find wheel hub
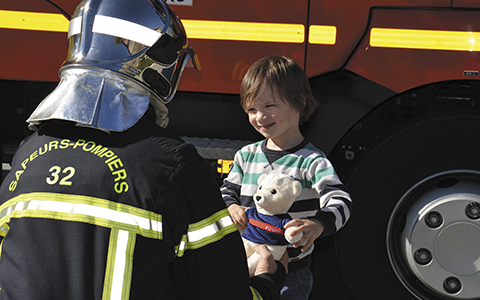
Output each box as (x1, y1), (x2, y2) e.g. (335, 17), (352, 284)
(389, 171), (480, 299)
(436, 221), (480, 276)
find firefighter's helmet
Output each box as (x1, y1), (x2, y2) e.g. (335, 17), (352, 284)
(28, 0), (201, 131)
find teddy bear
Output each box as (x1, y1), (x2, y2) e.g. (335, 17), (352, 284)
(242, 173), (303, 276)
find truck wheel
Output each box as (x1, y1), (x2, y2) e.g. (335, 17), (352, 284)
(336, 112), (480, 300)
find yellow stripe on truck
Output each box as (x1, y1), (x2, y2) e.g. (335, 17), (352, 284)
(0, 10), (69, 32)
(5, 10), (480, 52)
(309, 25), (336, 45)
(181, 19), (305, 43)
(370, 27), (480, 52)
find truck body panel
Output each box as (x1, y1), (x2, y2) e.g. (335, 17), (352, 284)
(0, 3), (68, 82)
(305, 0), (450, 77)
(347, 8), (480, 93)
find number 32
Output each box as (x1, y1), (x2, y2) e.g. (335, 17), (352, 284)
(46, 166), (75, 186)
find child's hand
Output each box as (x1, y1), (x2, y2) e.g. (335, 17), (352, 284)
(228, 204), (249, 231)
(284, 218), (324, 252)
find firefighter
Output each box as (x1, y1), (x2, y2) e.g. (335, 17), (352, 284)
(0, 0), (286, 299)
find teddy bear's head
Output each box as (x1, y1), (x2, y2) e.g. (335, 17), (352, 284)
(253, 173), (302, 215)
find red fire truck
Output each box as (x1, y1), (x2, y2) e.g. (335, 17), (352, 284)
(2, 1), (480, 299)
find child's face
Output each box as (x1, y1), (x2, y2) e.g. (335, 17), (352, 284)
(245, 83), (302, 149)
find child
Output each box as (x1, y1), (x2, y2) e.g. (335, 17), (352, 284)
(221, 56), (352, 300)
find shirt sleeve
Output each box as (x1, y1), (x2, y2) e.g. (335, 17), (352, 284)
(309, 157), (352, 237)
(220, 150), (244, 207)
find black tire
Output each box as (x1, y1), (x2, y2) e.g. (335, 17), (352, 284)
(336, 112), (480, 300)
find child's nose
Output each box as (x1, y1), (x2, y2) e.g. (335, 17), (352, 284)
(256, 111), (267, 121)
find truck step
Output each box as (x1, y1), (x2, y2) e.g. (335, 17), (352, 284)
(182, 137), (252, 160)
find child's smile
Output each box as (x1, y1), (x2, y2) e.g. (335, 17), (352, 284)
(259, 122), (275, 131)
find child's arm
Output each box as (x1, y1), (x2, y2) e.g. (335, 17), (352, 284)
(284, 218), (324, 252)
(307, 156), (352, 238)
(282, 153), (351, 252)
(221, 149), (251, 230)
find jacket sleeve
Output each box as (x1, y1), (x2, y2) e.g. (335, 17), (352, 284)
(249, 263), (286, 300)
(164, 144), (282, 300)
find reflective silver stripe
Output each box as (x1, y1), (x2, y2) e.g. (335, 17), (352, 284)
(176, 209), (237, 257)
(176, 235), (187, 254)
(187, 215), (234, 242)
(68, 16), (81, 38)
(2, 199), (161, 233)
(68, 15), (162, 46)
(0, 224), (9, 236)
(1, 194), (147, 300)
(0, 193), (162, 239)
(93, 15), (161, 46)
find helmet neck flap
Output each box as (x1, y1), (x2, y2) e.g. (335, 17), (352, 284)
(28, 66), (168, 132)
(27, 0), (200, 132)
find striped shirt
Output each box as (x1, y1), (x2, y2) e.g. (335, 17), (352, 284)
(221, 139), (352, 263)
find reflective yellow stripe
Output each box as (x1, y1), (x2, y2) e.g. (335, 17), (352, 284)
(182, 19), (305, 43)
(0, 192), (162, 239)
(103, 229), (117, 300)
(0, 10), (69, 32)
(370, 27), (480, 51)
(250, 286), (264, 300)
(0, 223), (9, 237)
(308, 25), (336, 45)
(175, 233), (188, 256)
(1, 194), (147, 300)
(175, 208), (237, 257)
(102, 229), (135, 300)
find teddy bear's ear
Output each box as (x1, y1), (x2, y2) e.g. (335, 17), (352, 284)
(257, 173), (267, 185)
(291, 180), (302, 198)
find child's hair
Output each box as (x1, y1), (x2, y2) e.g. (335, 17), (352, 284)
(240, 56), (318, 123)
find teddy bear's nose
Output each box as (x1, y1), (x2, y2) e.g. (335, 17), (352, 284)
(255, 195), (262, 201)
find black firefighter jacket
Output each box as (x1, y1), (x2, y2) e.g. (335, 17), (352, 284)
(0, 112), (281, 300)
